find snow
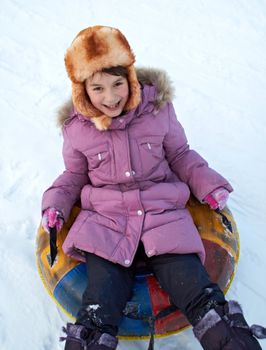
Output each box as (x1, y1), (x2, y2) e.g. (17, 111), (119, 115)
(1, 0), (266, 349)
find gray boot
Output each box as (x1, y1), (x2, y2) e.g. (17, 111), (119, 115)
(60, 323), (118, 350)
(193, 301), (265, 350)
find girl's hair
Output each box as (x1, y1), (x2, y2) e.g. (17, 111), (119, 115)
(101, 66), (128, 78)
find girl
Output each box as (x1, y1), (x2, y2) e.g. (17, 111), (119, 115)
(41, 26), (264, 350)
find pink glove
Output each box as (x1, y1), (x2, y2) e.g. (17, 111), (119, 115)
(42, 207), (64, 234)
(204, 188), (229, 210)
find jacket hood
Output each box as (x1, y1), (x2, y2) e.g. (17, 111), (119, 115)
(57, 67), (175, 128)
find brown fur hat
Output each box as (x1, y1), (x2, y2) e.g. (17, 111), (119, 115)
(65, 25), (141, 130)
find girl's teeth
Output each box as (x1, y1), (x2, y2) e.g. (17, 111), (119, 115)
(106, 102), (119, 109)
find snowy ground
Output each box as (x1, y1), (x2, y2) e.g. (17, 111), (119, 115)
(1, 1), (266, 349)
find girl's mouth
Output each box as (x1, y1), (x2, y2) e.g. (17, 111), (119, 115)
(103, 101), (120, 110)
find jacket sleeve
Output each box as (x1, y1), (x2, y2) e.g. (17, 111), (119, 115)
(163, 102), (233, 201)
(41, 127), (89, 221)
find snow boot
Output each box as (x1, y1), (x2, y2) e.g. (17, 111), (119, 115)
(193, 300), (265, 349)
(60, 323), (118, 350)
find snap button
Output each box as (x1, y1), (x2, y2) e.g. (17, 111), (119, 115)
(125, 171), (131, 177)
(124, 259), (131, 265)
(131, 170), (136, 175)
(137, 210), (143, 216)
(147, 250), (155, 256)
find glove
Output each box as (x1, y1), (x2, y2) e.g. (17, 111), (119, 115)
(204, 187), (229, 210)
(42, 207), (64, 234)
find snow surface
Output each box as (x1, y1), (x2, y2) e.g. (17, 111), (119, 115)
(1, 0), (266, 349)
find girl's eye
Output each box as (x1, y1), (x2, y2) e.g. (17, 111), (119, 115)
(92, 86), (103, 92)
(114, 81), (123, 87)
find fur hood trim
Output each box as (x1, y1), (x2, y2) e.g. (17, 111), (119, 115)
(57, 67), (175, 128)
(136, 67), (174, 110)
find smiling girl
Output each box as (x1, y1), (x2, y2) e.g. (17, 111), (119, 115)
(41, 26), (264, 350)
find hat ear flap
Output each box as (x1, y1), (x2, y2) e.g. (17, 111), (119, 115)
(124, 65), (141, 111)
(71, 82), (101, 117)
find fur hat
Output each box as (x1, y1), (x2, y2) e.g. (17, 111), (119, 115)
(65, 25), (141, 130)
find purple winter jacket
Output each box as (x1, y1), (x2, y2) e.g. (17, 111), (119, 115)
(42, 68), (233, 267)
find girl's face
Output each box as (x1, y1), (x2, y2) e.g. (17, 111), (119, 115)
(85, 72), (129, 118)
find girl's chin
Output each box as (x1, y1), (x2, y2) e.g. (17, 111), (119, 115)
(101, 105), (124, 118)
(103, 110), (122, 118)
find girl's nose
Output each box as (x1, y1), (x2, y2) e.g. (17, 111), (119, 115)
(104, 89), (116, 103)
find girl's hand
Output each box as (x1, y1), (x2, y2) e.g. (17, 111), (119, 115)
(204, 188), (229, 210)
(42, 207), (64, 233)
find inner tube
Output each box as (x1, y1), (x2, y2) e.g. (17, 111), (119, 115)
(36, 196), (239, 339)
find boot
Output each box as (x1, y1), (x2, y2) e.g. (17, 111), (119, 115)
(193, 300), (265, 350)
(60, 323), (118, 350)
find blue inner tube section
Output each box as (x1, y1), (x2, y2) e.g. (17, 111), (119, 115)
(119, 275), (152, 336)
(54, 264), (153, 336)
(54, 263), (87, 317)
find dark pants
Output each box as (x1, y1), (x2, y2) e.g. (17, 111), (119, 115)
(76, 243), (225, 336)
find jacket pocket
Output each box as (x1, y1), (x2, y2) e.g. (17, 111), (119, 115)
(137, 136), (164, 175)
(83, 142), (111, 173)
